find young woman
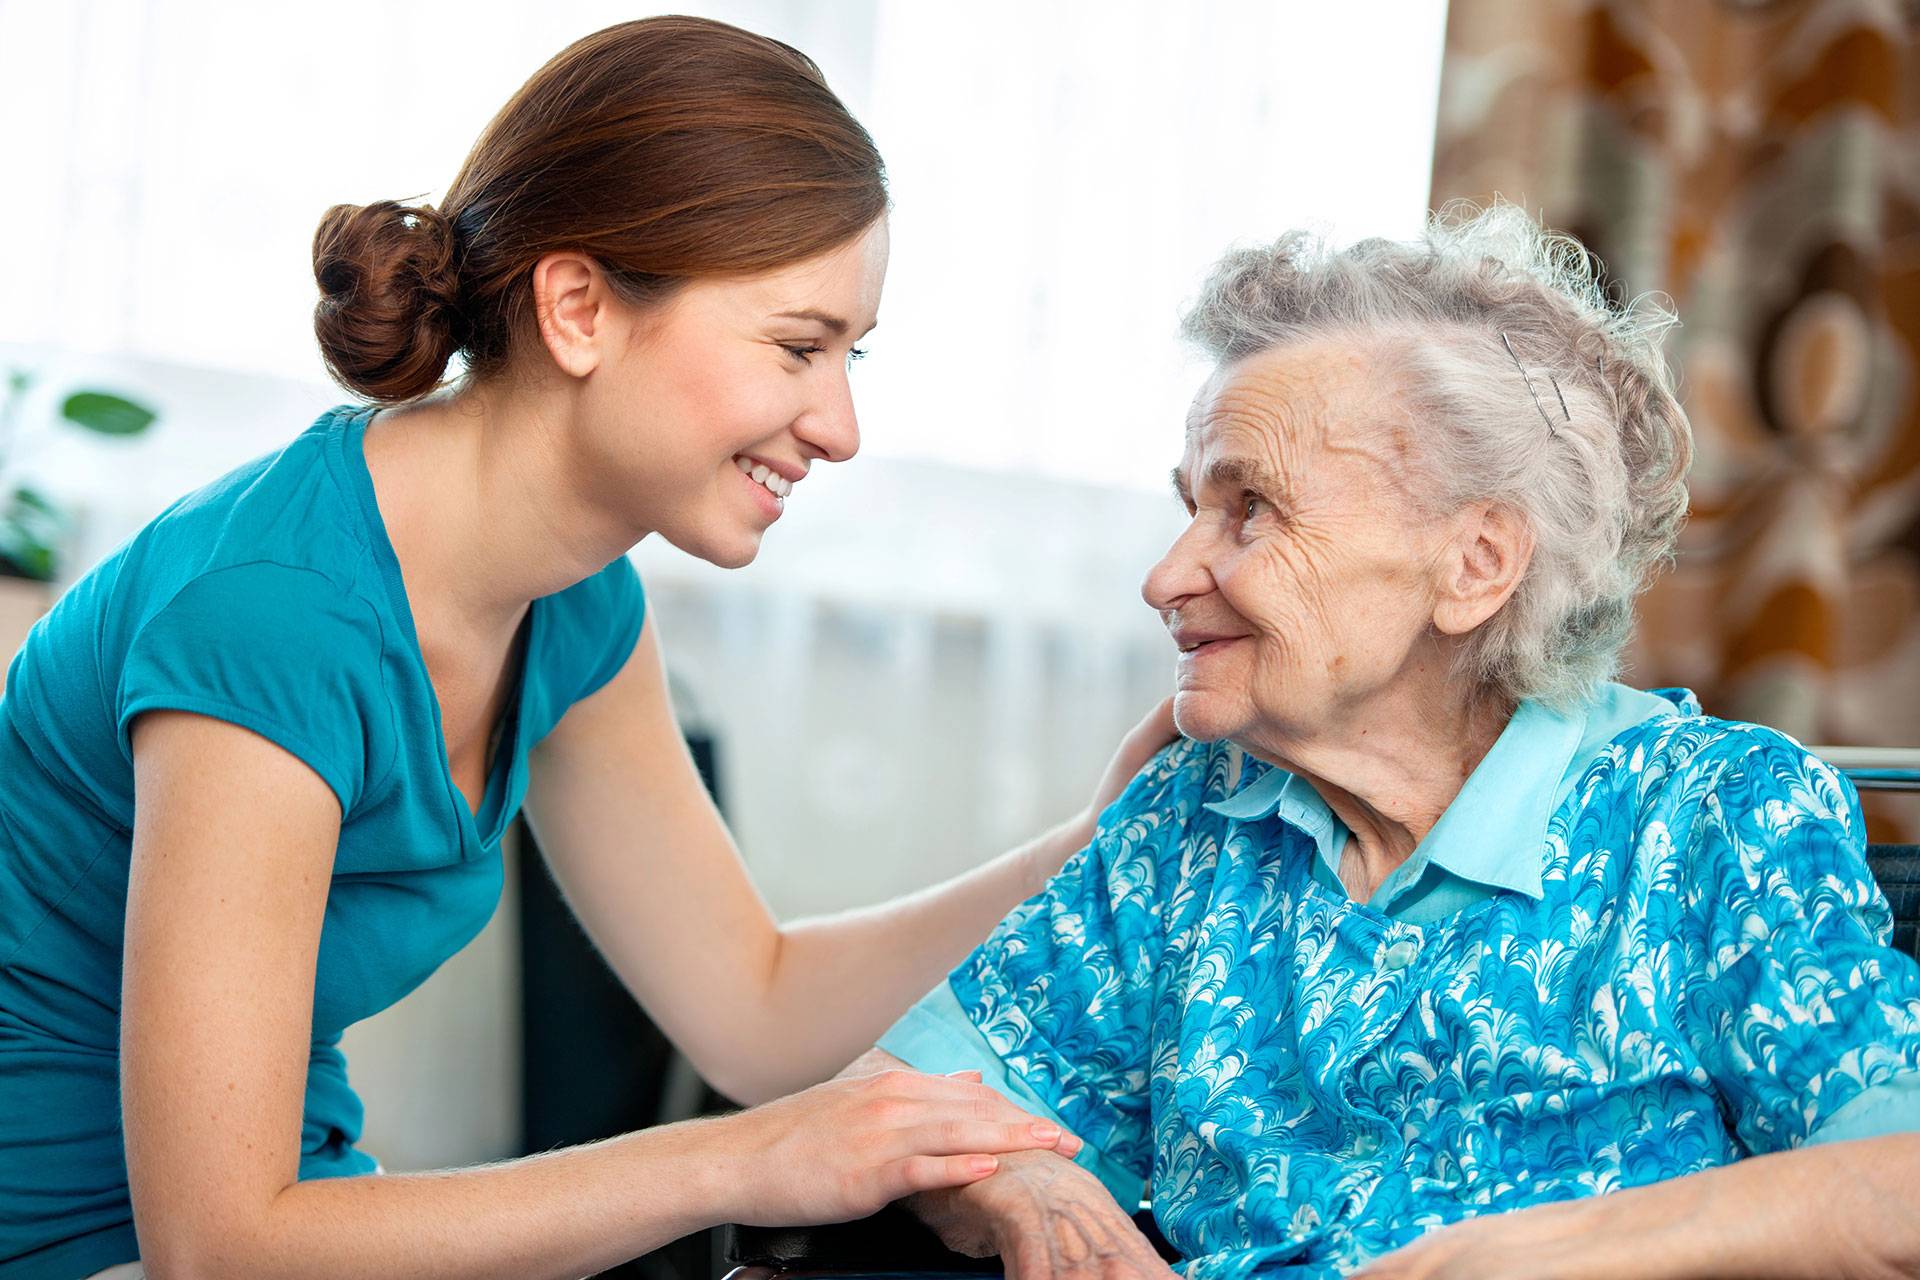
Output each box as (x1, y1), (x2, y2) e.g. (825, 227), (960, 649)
(0, 18), (1173, 1279)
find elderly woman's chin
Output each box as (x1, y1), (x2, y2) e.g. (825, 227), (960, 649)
(1169, 680), (1254, 745)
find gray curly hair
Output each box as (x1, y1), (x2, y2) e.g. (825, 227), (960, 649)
(1179, 201), (1693, 711)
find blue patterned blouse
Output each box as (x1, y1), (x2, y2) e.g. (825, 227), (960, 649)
(880, 687), (1920, 1279)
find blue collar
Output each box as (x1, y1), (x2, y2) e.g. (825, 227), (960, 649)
(1202, 684), (1682, 902)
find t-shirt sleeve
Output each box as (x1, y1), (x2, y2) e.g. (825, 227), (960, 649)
(116, 561), (390, 814)
(880, 739), (1208, 1204)
(879, 981), (1147, 1205)
(1677, 733), (1920, 1154)
(553, 554), (648, 707)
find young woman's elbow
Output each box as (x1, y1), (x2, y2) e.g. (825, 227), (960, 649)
(697, 1056), (781, 1108)
(139, 1245), (243, 1280)
(134, 1207), (271, 1280)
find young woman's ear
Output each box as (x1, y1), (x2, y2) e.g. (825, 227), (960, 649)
(530, 252), (610, 379)
(1431, 501), (1535, 636)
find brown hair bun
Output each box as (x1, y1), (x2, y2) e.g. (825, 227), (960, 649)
(312, 200), (463, 403)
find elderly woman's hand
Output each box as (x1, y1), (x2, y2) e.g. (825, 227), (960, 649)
(1350, 1135), (1920, 1280)
(910, 1149), (1176, 1280)
(1348, 1199), (1619, 1280)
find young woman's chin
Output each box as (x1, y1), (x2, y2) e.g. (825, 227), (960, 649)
(662, 524), (765, 570)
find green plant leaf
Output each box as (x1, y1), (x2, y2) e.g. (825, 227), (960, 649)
(9, 486), (58, 516)
(0, 486), (68, 582)
(0, 518), (55, 581)
(61, 391), (156, 437)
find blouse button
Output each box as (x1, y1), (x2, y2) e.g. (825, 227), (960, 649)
(1382, 938), (1421, 971)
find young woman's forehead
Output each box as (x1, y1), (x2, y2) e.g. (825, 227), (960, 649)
(751, 223), (888, 326)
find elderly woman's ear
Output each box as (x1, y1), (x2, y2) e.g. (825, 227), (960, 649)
(1430, 501), (1534, 637)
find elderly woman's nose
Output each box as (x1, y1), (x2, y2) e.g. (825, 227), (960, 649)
(1142, 533), (1214, 611)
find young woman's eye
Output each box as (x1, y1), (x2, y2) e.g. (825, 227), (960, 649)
(847, 346), (868, 363)
(782, 344), (827, 364)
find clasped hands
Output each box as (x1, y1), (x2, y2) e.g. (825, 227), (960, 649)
(909, 1149), (1177, 1280)
(907, 1149), (1637, 1280)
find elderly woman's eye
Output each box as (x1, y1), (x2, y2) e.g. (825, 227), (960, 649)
(1243, 494), (1272, 521)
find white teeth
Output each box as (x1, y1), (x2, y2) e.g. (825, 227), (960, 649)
(734, 456), (794, 500)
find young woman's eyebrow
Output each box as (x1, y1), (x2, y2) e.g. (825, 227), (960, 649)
(771, 308), (879, 339)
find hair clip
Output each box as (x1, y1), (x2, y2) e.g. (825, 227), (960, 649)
(1500, 331), (1569, 437)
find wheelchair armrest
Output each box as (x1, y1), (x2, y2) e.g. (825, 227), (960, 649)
(721, 1201), (1175, 1279)
(721, 1203), (994, 1278)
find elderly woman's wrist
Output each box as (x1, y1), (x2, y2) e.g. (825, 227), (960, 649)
(1566, 1176), (1748, 1280)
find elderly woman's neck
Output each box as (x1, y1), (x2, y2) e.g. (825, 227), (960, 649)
(1255, 683), (1514, 902)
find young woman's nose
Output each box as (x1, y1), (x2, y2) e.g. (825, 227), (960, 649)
(794, 368), (861, 463)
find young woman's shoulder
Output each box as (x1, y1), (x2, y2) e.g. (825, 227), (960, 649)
(521, 554), (647, 746)
(15, 408), (397, 815)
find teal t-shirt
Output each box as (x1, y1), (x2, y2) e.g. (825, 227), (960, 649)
(0, 404), (646, 1278)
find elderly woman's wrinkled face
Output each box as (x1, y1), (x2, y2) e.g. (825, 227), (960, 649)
(1143, 341), (1446, 750)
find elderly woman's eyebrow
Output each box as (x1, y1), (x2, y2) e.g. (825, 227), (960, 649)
(1170, 458), (1292, 508)
(1207, 457), (1284, 491)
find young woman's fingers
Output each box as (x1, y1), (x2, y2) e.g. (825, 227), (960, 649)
(884, 1152), (1000, 1198)
(927, 1094), (1086, 1156)
(889, 1071), (1086, 1154)
(896, 1118), (1079, 1159)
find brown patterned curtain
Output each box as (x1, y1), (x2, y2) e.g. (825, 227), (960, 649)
(1431, 0), (1920, 836)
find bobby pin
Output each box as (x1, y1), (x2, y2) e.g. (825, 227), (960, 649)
(1500, 331), (1570, 437)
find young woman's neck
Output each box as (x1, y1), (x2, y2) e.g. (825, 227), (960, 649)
(363, 381), (647, 639)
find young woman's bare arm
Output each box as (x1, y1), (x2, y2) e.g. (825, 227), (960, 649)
(524, 614), (1175, 1103)
(122, 710), (1071, 1279)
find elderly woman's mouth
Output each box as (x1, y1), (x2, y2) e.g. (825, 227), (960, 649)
(1174, 632), (1250, 657)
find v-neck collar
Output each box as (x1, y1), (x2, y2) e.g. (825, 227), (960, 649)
(323, 404), (537, 850)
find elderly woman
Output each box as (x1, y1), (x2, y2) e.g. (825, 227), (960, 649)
(843, 206), (1920, 1279)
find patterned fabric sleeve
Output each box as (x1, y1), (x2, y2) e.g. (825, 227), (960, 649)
(1677, 731), (1920, 1155)
(941, 738), (1211, 1195)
